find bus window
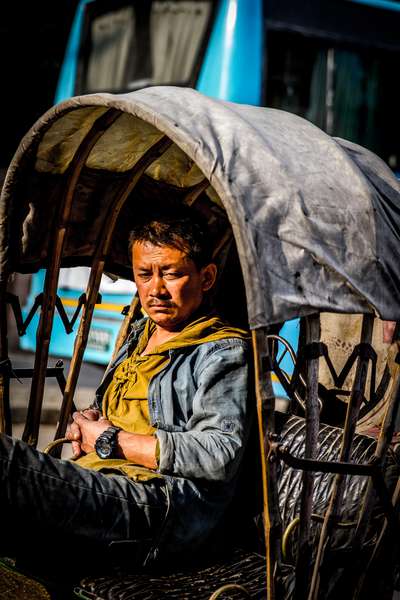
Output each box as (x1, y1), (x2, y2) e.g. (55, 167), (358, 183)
(77, 0), (214, 94)
(264, 31), (400, 171)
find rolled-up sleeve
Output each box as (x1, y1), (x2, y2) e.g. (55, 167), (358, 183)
(156, 341), (250, 482)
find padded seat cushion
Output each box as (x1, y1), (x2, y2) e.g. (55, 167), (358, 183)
(278, 416), (377, 529)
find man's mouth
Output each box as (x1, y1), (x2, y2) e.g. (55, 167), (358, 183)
(148, 302), (173, 308)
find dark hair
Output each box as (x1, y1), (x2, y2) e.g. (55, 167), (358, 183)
(128, 203), (213, 269)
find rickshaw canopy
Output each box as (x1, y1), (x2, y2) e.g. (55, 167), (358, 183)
(1, 86), (400, 328)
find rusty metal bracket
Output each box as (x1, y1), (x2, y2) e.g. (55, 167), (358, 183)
(6, 291), (102, 337)
(289, 339), (378, 408)
(0, 357), (67, 396)
(6, 292), (43, 336)
(55, 292), (102, 334)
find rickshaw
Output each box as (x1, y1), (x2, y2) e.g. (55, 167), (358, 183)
(1, 86), (400, 600)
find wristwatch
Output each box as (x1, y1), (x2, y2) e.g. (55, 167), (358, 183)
(94, 426), (122, 459)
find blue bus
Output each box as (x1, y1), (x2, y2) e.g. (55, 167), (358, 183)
(21, 0), (400, 395)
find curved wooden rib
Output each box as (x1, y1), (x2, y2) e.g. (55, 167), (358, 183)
(184, 178), (209, 206)
(208, 583), (251, 599)
(252, 328), (280, 600)
(22, 108), (121, 447)
(54, 135), (173, 443)
(42, 437), (70, 455)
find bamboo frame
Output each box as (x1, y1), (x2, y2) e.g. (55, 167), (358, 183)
(0, 279), (11, 434)
(184, 178), (209, 206)
(54, 135), (173, 442)
(294, 314), (321, 599)
(252, 328), (280, 600)
(22, 108), (121, 447)
(308, 313), (374, 600)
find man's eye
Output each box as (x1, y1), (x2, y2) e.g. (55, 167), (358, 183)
(138, 272), (152, 280)
(164, 271), (181, 279)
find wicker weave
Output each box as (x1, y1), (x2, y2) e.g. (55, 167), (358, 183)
(0, 560), (50, 600)
(75, 549), (266, 599)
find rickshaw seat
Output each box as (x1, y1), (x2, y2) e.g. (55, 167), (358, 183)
(72, 415), (391, 600)
(75, 548), (266, 599)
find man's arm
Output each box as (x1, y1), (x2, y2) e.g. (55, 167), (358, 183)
(69, 340), (249, 475)
(156, 340), (250, 482)
(70, 412), (158, 469)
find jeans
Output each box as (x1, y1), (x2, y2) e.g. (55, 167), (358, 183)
(0, 433), (168, 579)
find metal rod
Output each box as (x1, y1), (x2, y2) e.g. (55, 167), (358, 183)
(277, 446), (376, 477)
(10, 366), (65, 380)
(22, 108), (121, 447)
(5, 292), (24, 335)
(294, 314), (321, 599)
(308, 313), (374, 600)
(18, 293), (43, 335)
(252, 328), (280, 600)
(277, 446), (398, 530)
(55, 136), (173, 441)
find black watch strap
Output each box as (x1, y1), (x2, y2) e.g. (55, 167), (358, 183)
(94, 425), (122, 459)
(102, 426), (121, 441)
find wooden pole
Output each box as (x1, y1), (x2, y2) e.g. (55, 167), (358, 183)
(252, 328), (281, 600)
(22, 109), (121, 447)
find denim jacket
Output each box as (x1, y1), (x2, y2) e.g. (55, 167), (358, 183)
(94, 318), (251, 561)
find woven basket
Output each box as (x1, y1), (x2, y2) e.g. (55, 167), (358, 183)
(0, 560), (50, 600)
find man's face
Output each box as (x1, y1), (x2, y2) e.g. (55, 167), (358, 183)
(132, 241), (217, 331)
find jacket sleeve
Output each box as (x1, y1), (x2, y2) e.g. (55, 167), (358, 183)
(156, 341), (251, 482)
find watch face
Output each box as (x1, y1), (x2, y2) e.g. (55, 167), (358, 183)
(95, 427), (120, 459)
(95, 437), (113, 459)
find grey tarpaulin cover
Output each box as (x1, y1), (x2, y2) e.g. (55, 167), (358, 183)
(1, 86), (400, 328)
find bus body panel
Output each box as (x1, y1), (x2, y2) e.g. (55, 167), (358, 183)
(22, 0), (399, 382)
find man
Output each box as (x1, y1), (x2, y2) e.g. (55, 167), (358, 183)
(0, 204), (250, 576)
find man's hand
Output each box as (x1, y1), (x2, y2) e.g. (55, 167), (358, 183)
(68, 411), (158, 467)
(66, 408), (101, 458)
(70, 412), (113, 456)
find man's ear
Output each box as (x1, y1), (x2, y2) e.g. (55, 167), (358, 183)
(201, 263), (217, 292)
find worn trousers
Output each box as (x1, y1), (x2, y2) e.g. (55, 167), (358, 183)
(0, 433), (168, 577)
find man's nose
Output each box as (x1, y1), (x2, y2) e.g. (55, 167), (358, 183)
(149, 275), (168, 297)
